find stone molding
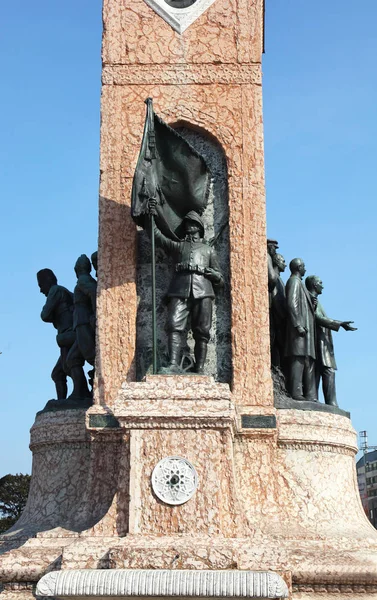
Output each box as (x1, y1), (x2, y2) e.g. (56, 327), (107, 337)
(118, 417), (234, 430)
(2, 582), (35, 590)
(36, 569), (288, 599)
(102, 64), (261, 86)
(32, 441), (92, 454)
(277, 440), (356, 457)
(277, 409), (358, 453)
(292, 583), (377, 594)
(30, 409), (89, 448)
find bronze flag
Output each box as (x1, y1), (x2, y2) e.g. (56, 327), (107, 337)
(131, 98), (211, 240)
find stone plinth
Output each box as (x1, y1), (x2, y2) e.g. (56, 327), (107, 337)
(112, 375), (233, 421)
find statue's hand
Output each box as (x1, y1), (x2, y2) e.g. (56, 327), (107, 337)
(148, 198), (158, 216)
(341, 321), (357, 331)
(204, 268), (221, 283)
(296, 326), (307, 337)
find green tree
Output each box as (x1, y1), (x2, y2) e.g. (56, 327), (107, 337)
(0, 474), (31, 534)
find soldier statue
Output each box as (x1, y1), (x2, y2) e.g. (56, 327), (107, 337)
(148, 199), (224, 374)
(305, 275), (357, 406)
(66, 254), (97, 397)
(270, 252), (287, 368)
(37, 269), (87, 400)
(285, 258), (317, 401)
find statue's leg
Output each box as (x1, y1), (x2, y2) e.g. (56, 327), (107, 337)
(322, 367), (338, 406)
(66, 340), (91, 399)
(167, 298), (189, 370)
(76, 324), (95, 366)
(192, 298), (212, 374)
(51, 357), (68, 400)
(315, 363), (321, 399)
(270, 311), (279, 367)
(303, 356), (318, 402)
(289, 356), (305, 400)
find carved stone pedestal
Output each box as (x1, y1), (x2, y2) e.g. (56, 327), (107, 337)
(2, 391), (377, 599)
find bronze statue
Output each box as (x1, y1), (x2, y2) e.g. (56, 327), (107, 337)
(149, 199), (223, 374)
(284, 258), (317, 401)
(305, 275), (357, 406)
(270, 252), (287, 368)
(66, 255), (97, 397)
(91, 251), (98, 279)
(267, 239), (279, 306)
(37, 269), (87, 401)
(131, 99), (213, 374)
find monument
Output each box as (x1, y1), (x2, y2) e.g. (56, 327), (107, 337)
(1, 1), (377, 600)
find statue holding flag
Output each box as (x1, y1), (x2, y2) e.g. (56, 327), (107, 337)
(148, 201), (223, 373)
(131, 99), (224, 375)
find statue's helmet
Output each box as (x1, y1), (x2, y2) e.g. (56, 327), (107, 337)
(183, 211), (205, 237)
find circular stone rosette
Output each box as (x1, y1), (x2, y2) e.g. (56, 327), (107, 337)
(151, 456), (198, 505)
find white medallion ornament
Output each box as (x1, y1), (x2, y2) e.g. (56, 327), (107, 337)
(151, 456), (198, 505)
(142, 0), (218, 34)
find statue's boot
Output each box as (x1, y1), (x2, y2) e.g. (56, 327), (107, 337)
(55, 380), (68, 400)
(194, 340), (208, 375)
(166, 332), (182, 374)
(326, 399), (339, 407)
(68, 366), (91, 400)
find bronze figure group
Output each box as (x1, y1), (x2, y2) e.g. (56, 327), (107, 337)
(37, 252), (97, 404)
(268, 240), (356, 406)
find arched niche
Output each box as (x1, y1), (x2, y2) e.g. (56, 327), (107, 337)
(135, 124), (232, 383)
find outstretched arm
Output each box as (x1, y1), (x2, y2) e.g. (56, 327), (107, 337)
(315, 303), (357, 332)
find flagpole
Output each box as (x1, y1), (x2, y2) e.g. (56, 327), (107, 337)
(151, 213), (158, 374)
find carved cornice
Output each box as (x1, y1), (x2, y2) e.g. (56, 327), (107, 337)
(102, 64), (261, 86)
(1, 582), (35, 591)
(278, 440), (356, 457)
(31, 441), (92, 453)
(293, 583), (377, 594)
(119, 416), (235, 430)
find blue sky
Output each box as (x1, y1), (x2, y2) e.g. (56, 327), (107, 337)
(0, 0), (376, 474)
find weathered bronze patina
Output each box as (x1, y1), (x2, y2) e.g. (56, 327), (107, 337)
(284, 258), (317, 401)
(270, 252), (287, 368)
(305, 275), (357, 407)
(131, 99), (222, 375)
(148, 199), (223, 374)
(66, 254), (96, 398)
(37, 269), (90, 400)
